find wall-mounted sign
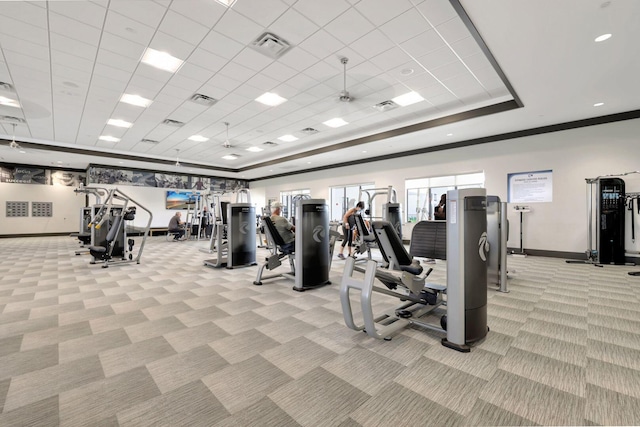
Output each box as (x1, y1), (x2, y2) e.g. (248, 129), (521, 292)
(508, 170), (553, 203)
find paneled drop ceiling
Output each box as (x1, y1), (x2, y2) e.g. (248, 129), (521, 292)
(0, 0), (638, 180)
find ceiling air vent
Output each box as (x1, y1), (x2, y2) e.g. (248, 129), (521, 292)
(250, 32), (291, 59)
(0, 82), (14, 91)
(190, 93), (218, 107)
(161, 119), (184, 127)
(300, 127), (319, 135)
(373, 100), (399, 112)
(262, 141), (278, 146)
(0, 115), (26, 124)
(140, 138), (159, 144)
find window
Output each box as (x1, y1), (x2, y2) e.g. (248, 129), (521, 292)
(330, 183), (374, 222)
(405, 172), (484, 222)
(279, 189), (310, 219)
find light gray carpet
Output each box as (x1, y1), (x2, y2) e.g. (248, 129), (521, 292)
(1, 235), (640, 426)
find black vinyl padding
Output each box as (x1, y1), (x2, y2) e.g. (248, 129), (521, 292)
(371, 221), (422, 275)
(263, 216), (294, 255)
(409, 221), (447, 260)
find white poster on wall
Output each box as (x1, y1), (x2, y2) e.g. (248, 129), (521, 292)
(508, 170), (553, 203)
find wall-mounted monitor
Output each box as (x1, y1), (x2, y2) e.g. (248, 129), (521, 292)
(166, 191), (197, 210)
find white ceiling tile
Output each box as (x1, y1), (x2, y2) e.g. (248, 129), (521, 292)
(402, 71), (439, 91)
(90, 75), (127, 93)
(108, 0), (167, 29)
(96, 49), (139, 74)
(233, 48), (275, 72)
(324, 8), (376, 45)
(149, 32), (195, 62)
(93, 63), (131, 83)
(176, 63), (216, 84)
(169, 0), (226, 28)
(0, 33), (50, 61)
(186, 48), (227, 74)
(430, 60), (468, 81)
(49, 12), (102, 47)
(134, 65), (175, 85)
(244, 74), (280, 92)
(269, 8), (320, 45)
(349, 29), (395, 59)
(158, 10), (210, 46)
(4, 50), (50, 75)
(51, 64), (92, 86)
(214, 9), (265, 45)
(99, 32), (146, 61)
(435, 17), (470, 44)
(292, 0), (351, 27)
(278, 47), (318, 72)
(198, 31), (244, 60)
(369, 47), (413, 72)
(51, 51), (94, 75)
(379, 9), (431, 45)
(260, 62), (298, 83)
(354, 0), (414, 26)
(206, 73), (243, 93)
(284, 73), (319, 91)
(349, 61), (384, 82)
(159, 84), (193, 100)
(125, 79), (164, 99)
(104, 10), (156, 46)
(298, 30), (345, 61)
(0, 15), (49, 47)
(450, 36), (482, 59)
(217, 62), (257, 83)
(0, 1), (47, 28)
(49, 1), (107, 29)
(50, 33), (99, 62)
(471, 66), (500, 85)
(234, 0), (290, 27)
(461, 52), (493, 73)
(303, 61), (341, 83)
(400, 28), (445, 58)
(168, 74), (203, 92)
(416, 46), (458, 71)
(417, 0), (459, 27)
(430, 92), (463, 110)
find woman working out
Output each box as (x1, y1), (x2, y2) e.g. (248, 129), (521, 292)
(338, 201), (364, 259)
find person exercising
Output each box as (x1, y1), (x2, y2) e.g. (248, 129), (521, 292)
(270, 202), (295, 253)
(338, 201), (364, 259)
(168, 211), (186, 240)
(434, 194), (446, 220)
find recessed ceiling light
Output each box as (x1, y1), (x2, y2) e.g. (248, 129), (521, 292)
(278, 134), (298, 142)
(323, 118), (348, 128)
(107, 119), (132, 128)
(392, 91), (425, 106)
(593, 102), (604, 107)
(246, 146), (264, 152)
(255, 92), (287, 106)
(99, 135), (120, 142)
(119, 162), (124, 164)
(307, 162), (311, 164)
(56, 160), (63, 164)
(120, 94), (152, 108)
(447, 133), (453, 136)
(188, 135), (209, 142)
(222, 154), (239, 160)
(214, 0), (237, 7)
(594, 33), (612, 42)
(400, 68), (414, 76)
(141, 48), (184, 73)
(362, 150), (367, 153)
(0, 96), (20, 108)
(19, 150), (26, 154)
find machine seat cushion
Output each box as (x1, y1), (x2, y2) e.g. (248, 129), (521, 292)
(88, 246), (107, 254)
(399, 259), (423, 276)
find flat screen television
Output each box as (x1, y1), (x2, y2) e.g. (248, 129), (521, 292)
(166, 191), (197, 210)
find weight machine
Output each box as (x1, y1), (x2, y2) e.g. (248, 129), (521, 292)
(86, 187), (152, 267)
(567, 171), (639, 266)
(358, 185), (402, 239)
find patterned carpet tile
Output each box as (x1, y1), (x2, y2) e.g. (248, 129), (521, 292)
(0, 237), (639, 426)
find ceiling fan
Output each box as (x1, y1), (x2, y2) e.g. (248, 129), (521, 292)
(175, 148), (181, 167)
(222, 122), (232, 148)
(8, 123), (24, 152)
(339, 57), (354, 103)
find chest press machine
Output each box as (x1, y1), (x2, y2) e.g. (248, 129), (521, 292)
(340, 188), (489, 352)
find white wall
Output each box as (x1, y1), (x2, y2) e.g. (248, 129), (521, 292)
(0, 183), (84, 235)
(250, 118), (640, 254)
